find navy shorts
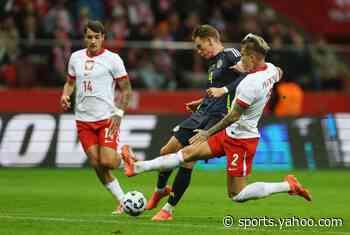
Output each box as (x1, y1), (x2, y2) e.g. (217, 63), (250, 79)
(173, 111), (224, 146)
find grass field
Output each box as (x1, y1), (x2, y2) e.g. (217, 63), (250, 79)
(0, 168), (349, 235)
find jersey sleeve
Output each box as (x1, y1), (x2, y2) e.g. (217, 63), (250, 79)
(276, 66), (283, 81)
(235, 79), (256, 108)
(225, 48), (241, 65)
(67, 54), (76, 80)
(112, 54), (128, 79)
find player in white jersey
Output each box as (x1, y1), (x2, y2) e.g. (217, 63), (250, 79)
(60, 21), (132, 214)
(121, 33), (311, 205)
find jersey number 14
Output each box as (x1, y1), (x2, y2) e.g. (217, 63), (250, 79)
(83, 80), (93, 93)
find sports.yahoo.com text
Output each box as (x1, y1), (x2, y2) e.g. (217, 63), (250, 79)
(223, 215), (343, 229)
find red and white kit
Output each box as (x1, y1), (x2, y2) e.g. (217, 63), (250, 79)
(208, 63), (282, 176)
(67, 49), (128, 150)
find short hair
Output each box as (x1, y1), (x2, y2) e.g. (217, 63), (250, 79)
(241, 33), (270, 56)
(192, 24), (220, 41)
(84, 20), (105, 35)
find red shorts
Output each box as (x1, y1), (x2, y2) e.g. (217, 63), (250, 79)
(208, 130), (259, 177)
(76, 119), (119, 151)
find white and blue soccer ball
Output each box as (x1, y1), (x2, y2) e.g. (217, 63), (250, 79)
(122, 191), (147, 216)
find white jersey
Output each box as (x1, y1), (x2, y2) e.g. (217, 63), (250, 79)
(67, 49), (128, 121)
(226, 63), (281, 139)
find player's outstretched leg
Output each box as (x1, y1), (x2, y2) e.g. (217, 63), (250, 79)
(232, 175), (311, 202)
(121, 145), (183, 177)
(151, 166), (193, 221)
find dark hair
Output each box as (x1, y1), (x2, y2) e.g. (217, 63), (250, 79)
(192, 24), (220, 41)
(241, 33), (270, 56)
(84, 20), (105, 35)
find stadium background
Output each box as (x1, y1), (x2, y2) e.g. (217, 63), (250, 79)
(1, 0), (349, 169)
(1, 1), (350, 235)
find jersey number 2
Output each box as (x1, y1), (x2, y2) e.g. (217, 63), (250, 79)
(231, 153), (239, 167)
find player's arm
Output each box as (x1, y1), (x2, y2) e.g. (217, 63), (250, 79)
(185, 98), (203, 112)
(207, 101), (245, 135)
(61, 54), (76, 111)
(116, 77), (132, 111)
(206, 76), (243, 98)
(207, 61), (245, 98)
(206, 87), (227, 98)
(108, 77), (132, 136)
(60, 77), (75, 111)
(189, 101), (246, 144)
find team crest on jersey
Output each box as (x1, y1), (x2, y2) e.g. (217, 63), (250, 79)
(84, 60), (95, 71)
(216, 59), (223, 69)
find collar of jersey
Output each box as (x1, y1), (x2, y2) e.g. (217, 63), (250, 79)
(248, 63), (267, 74)
(86, 48), (105, 58)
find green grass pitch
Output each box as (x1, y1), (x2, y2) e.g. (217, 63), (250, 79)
(0, 168), (349, 235)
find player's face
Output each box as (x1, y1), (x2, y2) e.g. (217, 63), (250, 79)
(194, 37), (215, 59)
(84, 28), (104, 54)
(240, 46), (257, 72)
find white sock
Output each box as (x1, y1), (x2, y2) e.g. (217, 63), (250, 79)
(162, 203), (174, 213)
(233, 182), (290, 202)
(106, 179), (125, 202)
(135, 151), (184, 174)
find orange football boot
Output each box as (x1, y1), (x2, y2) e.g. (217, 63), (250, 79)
(151, 209), (173, 221)
(146, 186), (172, 210)
(121, 145), (136, 177)
(285, 175), (312, 201)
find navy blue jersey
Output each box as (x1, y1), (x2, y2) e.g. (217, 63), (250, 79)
(198, 48), (244, 115)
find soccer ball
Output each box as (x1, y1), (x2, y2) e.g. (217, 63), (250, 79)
(122, 191), (147, 216)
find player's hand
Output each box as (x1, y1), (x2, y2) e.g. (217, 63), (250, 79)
(230, 62), (245, 73)
(185, 100), (201, 113)
(189, 129), (209, 145)
(60, 95), (71, 111)
(107, 115), (122, 137)
(207, 87), (226, 98)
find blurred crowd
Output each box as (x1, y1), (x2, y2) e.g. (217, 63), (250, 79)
(0, 0), (349, 91)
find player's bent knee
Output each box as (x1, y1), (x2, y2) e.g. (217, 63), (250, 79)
(180, 160), (196, 169)
(99, 157), (113, 169)
(89, 157), (99, 168)
(181, 145), (196, 162)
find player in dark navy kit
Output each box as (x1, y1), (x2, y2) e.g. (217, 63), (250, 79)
(144, 25), (245, 221)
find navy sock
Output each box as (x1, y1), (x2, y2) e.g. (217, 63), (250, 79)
(168, 167), (192, 206)
(156, 170), (173, 189)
